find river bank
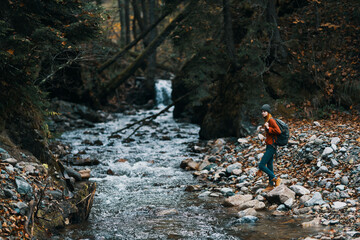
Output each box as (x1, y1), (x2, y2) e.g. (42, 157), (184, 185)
(181, 114), (360, 239)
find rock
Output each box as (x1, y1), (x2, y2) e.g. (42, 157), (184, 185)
(346, 231), (360, 238)
(238, 208), (257, 217)
(336, 185), (345, 191)
(220, 188), (234, 195)
(331, 144), (337, 151)
(332, 201), (347, 210)
(16, 201), (29, 215)
(180, 158), (198, 170)
(322, 147), (333, 156)
(64, 166), (82, 181)
(198, 191), (211, 198)
(315, 166), (329, 175)
(237, 138), (249, 144)
(4, 188), (15, 198)
(0, 148), (11, 160)
(302, 217), (321, 227)
(15, 177), (33, 195)
(198, 159), (211, 171)
(72, 158), (100, 166)
(156, 209), (178, 216)
(266, 185), (296, 204)
(254, 201), (266, 210)
(330, 159), (339, 167)
(185, 185), (201, 192)
(305, 192), (325, 207)
(341, 176), (349, 185)
(237, 215), (258, 224)
(209, 192), (221, 197)
(238, 200), (262, 210)
(226, 163), (242, 175)
(232, 169), (242, 175)
(288, 140), (299, 145)
(284, 198), (294, 208)
(223, 194), (253, 207)
(339, 147), (347, 153)
(3, 158), (17, 166)
(313, 121), (321, 127)
(277, 204), (287, 211)
(290, 185), (310, 196)
(5, 165), (15, 173)
(78, 169), (91, 180)
(331, 137), (341, 145)
(315, 138), (324, 145)
(46, 190), (63, 200)
(214, 138), (226, 147)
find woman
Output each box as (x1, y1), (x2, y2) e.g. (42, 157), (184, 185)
(259, 104), (281, 192)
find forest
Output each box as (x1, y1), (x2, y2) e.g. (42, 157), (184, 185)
(0, 0), (359, 239)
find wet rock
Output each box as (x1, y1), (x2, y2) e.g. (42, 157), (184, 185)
(15, 177), (33, 195)
(237, 138), (249, 144)
(0, 148), (11, 160)
(277, 204), (287, 211)
(185, 185), (201, 192)
(266, 185), (295, 204)
(46, 190), (63, 200)
(198, 191), (211, 198)
(238, 200), (262, 211)
(223, 194), (253, 207)
(332, 201), (347, 210)
(3, 158), (17, 166)
(180, 158), (198, 170)
(290, 185), (310, 196)
(4, 188), (15, 198)
(197, 159), (211, 171)
(330, 159), (339, 167)
(203, 163), (217, 171)
(72, 158), (100, 166)
(313, 121), (321, 127)
(64, 166), (82, 181)
(5, 165), (15, 173)
(237, 215), (258, 224)
(305, 192), (325, 207)
(302, 217), (321, 227)
(220, 188), (234, 195)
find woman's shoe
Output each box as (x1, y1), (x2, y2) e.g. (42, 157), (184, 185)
(274, 177), (282, 187)
(262, 185), (274, 192)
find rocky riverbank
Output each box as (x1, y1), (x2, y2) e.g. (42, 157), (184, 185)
(181, 114), (360, 240)
(0, 100), (114, 239)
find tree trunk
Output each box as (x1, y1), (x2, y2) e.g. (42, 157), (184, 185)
(266, 0), (287, 62)
(125, 0), (131, 44)
(118, 0), (126, 46)
(98, 2), (180, 74)
(223, 0), (237, 68)
(98, 1), (196, 101)
(132, 0), (145, 32)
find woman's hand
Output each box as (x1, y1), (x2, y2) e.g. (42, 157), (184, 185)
(264, 122), (269, 129)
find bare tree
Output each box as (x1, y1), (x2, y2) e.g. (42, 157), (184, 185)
(125, 0), (131, 44)
(223, 0), (237, 68)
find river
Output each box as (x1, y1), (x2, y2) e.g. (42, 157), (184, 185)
(56, 80), (321, 240)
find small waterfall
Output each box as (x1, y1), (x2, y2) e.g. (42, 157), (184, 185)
(155, 79), (172, 107)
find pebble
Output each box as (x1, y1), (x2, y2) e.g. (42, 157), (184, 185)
(332, 202), (347, 210)
(305, 192), (325, 207)
(340, 176), (349, 185)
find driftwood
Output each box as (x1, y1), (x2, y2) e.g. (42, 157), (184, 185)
(110, 92), (190, 139)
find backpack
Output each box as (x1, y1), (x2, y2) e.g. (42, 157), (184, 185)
(272, 118), (289, 146)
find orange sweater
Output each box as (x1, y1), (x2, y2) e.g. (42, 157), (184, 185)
(265, 117), (281, 145)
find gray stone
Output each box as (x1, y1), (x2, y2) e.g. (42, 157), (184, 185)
(64, 166), (82, 181)
(16, 202), (29, 215)
(223, 194), (253, 207)
(203, 163), (217, 171)
(237, 215), (258, 223)
(198, 191), (211, 198)
(332, 201), (347, 210)
(15, 177), (32, 195)
(313, 121), (321, 127)
(315, 166), (328, 175)
(331, 137), (341, 145)
(277, 204), (287, 211)
(340, 176), (349, 185)
(340, 191), (350, 198)
(220, 188), (234, 195)
(238, 208), (257, 217)
(305, 192), (325, 207)
(315, 138), (324, 145)
(226, 163), (242, 175)
(237, 138), (249, 144)
(330, 159), (339, 167)
(339, 147), (347, 153)
(346, 231), (360, 237)
(156, 209), (178, 216)
(0, 148), (11, 160)
(290, 185), (310, 196)
(5, 165), (14, 173)
(238, 200), (261, 210)
(198, 159), (211, 171)
(266, 185), (296, 204)
(336, 185), (345, 191)
(4, 189), (15, 198)
(284, 198), (294, 208)
(232, 169), (242, 176)
(3, 158), (17, 166)
(322, 147), (333, 156)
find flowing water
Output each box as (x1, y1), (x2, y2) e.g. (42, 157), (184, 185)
(56, 80), (322, 240)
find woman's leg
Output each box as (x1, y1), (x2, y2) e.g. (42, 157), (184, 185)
(259, 145), (276, 184)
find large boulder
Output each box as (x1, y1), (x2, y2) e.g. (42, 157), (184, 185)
(266, 185), (296, 204)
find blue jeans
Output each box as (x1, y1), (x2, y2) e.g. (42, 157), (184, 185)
(259, 145), (276, 185)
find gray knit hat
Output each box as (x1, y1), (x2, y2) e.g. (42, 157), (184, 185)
(261, 104), (271, 113)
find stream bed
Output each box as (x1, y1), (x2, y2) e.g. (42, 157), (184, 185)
(55, 80), (322, 240)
